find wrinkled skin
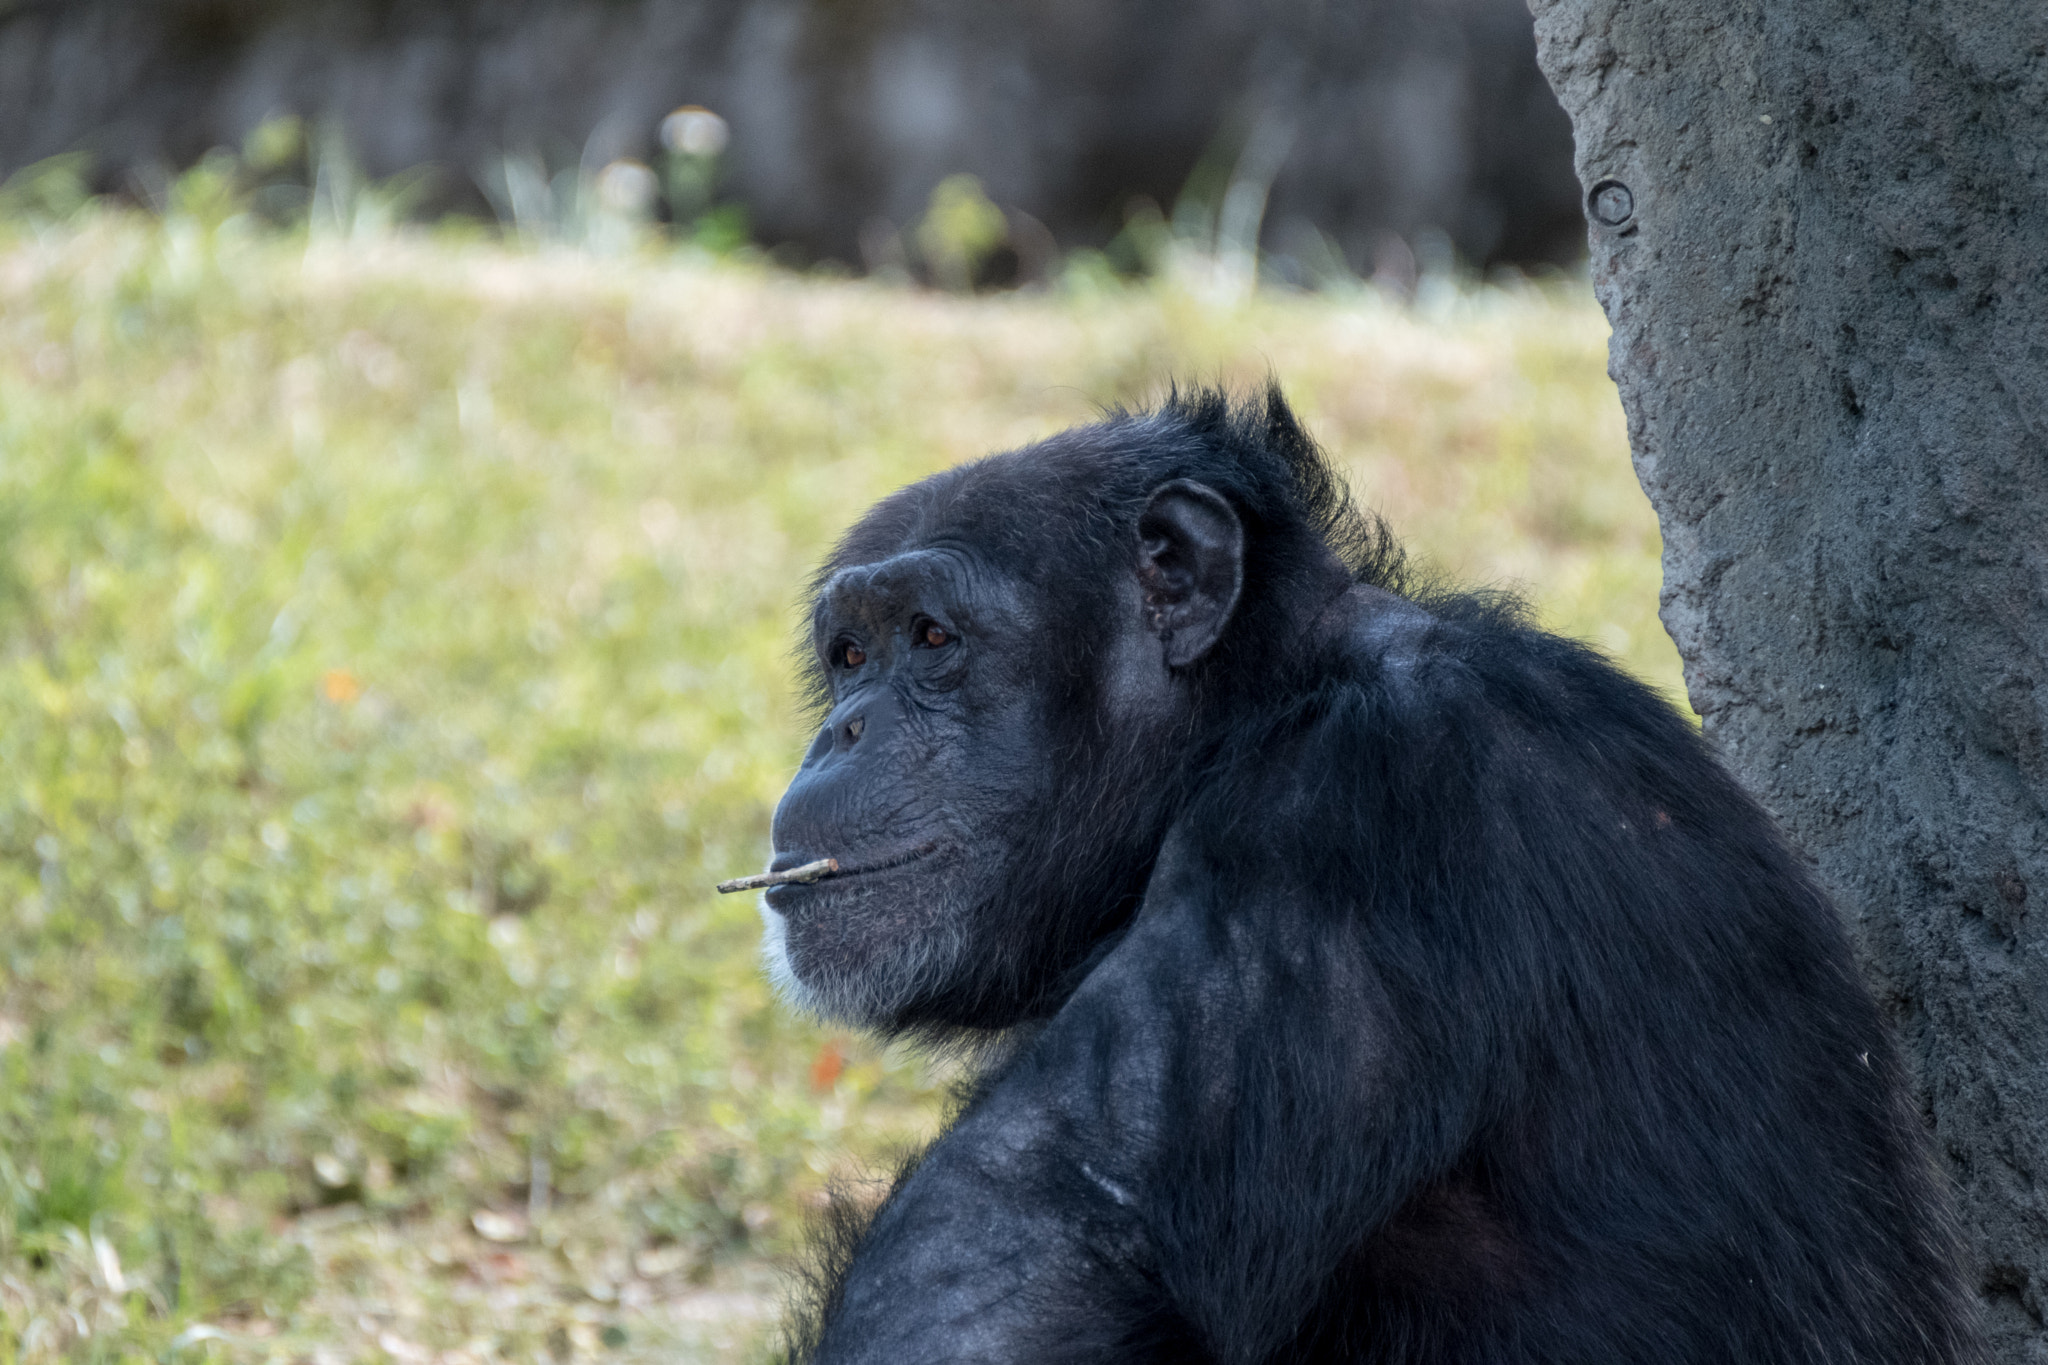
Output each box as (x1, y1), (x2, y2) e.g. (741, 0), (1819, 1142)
(764, 480), (1236, 1031)
(763, 546), (1052, 1025)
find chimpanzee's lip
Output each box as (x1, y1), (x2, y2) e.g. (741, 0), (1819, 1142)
(838, 840), (944, 877)
(768, 840), (943, 886)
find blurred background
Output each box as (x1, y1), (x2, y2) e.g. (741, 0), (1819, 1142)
(0, 3), (1673, 1362)
(1, 0), (1583, 285)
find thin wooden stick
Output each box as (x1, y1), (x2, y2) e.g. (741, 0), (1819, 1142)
(717, 857), (839, 894)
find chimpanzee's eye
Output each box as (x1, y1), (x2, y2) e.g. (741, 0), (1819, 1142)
(839, 642), (866, 669)
(918, 622), (951, 648)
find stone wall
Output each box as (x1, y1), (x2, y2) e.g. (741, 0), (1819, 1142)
(0, 0), (1581, 272)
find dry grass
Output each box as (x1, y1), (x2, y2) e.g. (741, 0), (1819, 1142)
(0, 208), (1670, 1363)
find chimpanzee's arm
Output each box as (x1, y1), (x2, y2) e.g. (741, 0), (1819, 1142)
(802, 833), (1451, 1364)
(802, 906), (1188, 1364)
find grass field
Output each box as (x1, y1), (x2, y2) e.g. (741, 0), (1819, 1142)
(0, 202), (1675, 1363)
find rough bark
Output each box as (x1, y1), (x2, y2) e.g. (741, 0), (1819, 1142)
(1527, 1), (2048, 1357)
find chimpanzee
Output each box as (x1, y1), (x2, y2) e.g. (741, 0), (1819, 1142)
(740, 388), (1983, 1363)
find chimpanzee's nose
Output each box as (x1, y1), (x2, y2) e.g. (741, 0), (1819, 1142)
(799, 704), (871, 768)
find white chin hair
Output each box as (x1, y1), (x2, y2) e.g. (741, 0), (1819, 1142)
(758, 884), (970, 1028)
(757, 897), (821, 1015)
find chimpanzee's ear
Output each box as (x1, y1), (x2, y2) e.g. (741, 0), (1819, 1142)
(1136, 479), (1245, 668)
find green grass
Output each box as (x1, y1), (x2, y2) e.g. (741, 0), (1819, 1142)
(0, 204), (1675, 1363)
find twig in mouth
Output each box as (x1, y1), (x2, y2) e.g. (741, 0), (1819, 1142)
(716, 858), (839, 894)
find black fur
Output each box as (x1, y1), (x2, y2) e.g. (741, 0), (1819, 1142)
(761, 388), (1983, 1363)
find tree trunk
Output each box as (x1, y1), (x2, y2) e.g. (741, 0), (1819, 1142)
(1525, 1), (2048, 1356)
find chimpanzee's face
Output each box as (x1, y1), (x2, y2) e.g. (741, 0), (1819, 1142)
(761, 546), (1062, 1027)
(759, 470), (1244, 1032)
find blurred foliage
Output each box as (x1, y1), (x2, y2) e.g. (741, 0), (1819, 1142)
(0, 166), (1673, 1361)
(0, 157), (95, 227)
(0, 115), (750, 260)
(914, 177), (1009, 293)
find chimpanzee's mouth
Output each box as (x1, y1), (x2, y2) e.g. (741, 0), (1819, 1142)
(779, 839), (942, 883)
(722, 841), (946, 897)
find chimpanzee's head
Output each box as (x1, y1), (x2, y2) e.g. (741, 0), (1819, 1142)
(758, 390), (1383, 1032)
